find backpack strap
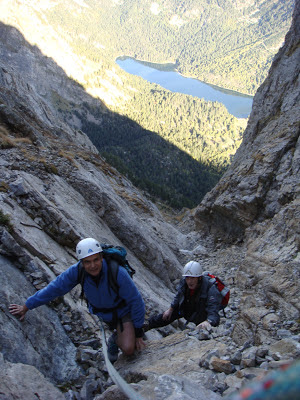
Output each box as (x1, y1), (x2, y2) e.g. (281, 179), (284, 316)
(102, 258), (127, 331)
(77, 261), (86, 300)
(105, 257), (120, 296)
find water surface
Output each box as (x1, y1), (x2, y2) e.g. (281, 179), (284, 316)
(116, 56), (253, 118)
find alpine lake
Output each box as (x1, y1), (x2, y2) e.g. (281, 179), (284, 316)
(116, 56), (253, 119)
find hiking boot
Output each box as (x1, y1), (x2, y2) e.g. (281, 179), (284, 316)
(107, 332), (118, 364)
(143, 323), (150, 332)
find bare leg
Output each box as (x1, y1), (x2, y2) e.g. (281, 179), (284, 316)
(116, 320), (136, 356)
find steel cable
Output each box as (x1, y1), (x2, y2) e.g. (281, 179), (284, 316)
(98, 318), (147, 400)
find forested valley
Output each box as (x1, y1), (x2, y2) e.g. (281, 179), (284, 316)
(46, 0), (294, 95)
(26, 0), (294, 208)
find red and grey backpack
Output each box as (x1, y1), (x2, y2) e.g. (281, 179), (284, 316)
(204, 272), (230, 309)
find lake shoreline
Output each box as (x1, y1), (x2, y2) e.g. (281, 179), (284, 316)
(116, 55), (253, 100)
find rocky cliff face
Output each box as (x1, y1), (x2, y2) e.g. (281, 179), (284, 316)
(0, 1), (299, 400)
(192, 0), (299, 352)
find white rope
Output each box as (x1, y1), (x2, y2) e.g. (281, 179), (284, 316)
(98, 318), (147, 400)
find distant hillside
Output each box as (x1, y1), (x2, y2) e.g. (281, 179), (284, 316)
(44, 0), (294, 95)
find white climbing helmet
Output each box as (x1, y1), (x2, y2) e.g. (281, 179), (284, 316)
(182, 261), (203, 277)
(76, 238), (103, 260)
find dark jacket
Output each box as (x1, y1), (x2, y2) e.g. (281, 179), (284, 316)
(171, 276), (222, 326)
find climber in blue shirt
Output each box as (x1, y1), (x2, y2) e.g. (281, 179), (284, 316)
(9, 238), (146, 363)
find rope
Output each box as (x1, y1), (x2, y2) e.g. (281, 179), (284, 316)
(98, 318), (147, 400)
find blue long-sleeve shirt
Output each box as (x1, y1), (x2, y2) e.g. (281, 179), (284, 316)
(26, 259), (145, 330)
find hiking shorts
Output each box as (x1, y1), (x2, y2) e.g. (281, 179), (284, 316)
(101, 313), (132, 331)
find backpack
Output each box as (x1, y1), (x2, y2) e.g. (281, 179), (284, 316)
(204, 272), (230, 309)
(77, 243), (135, 300)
